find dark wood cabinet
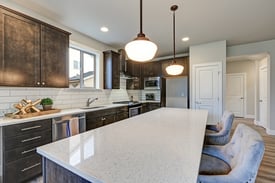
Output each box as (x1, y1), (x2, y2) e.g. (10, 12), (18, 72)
(142, 61), (161, 77)
(0, 5), (70, 88)
(0, 7), (40, 87)
(40, 25), (69, 87)
(115, 106), (129, 121)
(103, 50), (120, 89)
(161, 57), (189, 77)
(126, 60), (144, 90)
(142, 102), (161, 113)
(2, 119), (52, 182)
(86, 106), (128, 130)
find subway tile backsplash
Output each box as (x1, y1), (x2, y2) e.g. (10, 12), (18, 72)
(0, 80), (142, 117)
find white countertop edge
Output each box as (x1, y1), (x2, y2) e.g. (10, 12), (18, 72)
(0, 103), (127, 126)
(37, 146), (102, 183)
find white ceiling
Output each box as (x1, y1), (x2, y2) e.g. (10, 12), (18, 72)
(8, 0), (275, 57)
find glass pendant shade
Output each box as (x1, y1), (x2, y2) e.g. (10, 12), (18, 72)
(125, 0), (157, 62)
(165, 5), (184, 76)
(166, 63), (184, 75)
(125, 37), (157, 62)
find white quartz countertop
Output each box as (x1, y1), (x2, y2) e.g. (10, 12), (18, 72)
(0, 103), (127, 126)
(37, 108), (208, 183)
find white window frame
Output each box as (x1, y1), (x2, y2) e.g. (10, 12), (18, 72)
(69, 42), (100, 89)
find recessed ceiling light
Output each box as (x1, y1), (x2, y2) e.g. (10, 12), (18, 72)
(100, 26), (109, 32)
(182, 37), (190, 42)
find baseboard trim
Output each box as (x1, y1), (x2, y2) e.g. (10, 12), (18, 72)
(254, 120), (260, 126)
(245, 114), (255, 118)
(266, 128), (275, 135)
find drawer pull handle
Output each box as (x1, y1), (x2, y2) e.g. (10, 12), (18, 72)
(21, 163), (41, 172)
(21, 125), (42, 131)
(21, 148), (36, 155)
(21, 136), (41, 143)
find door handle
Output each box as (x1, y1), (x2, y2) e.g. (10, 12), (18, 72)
(259, 99), (263, 102)
(240, 97), (244, 99)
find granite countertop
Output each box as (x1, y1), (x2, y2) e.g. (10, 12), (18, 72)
(37, 108), (208, 183)
(0, 100), (161, 127)
(0, 103), (127, 127)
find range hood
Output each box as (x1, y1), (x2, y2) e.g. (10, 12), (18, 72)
(118, 49), (135, 80)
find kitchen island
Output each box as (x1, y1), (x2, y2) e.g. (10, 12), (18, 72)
(37, 108), (208, 183)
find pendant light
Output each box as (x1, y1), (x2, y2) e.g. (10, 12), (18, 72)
(125, 0), (157, 62)
(165, 5), (184, 75)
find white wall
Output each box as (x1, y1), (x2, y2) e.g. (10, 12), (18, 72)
(227, 39), (275, 133)
(189, 40), (227, 114)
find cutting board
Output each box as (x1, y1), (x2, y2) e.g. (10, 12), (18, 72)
(6, 109), (61, 119)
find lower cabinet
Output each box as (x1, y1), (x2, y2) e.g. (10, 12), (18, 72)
(142, 102), (161, 113)
(86, 106), (128, 130)
(2, 119), (52, 183)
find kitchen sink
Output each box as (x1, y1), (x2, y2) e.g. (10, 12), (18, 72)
(80, 106), (106, 109)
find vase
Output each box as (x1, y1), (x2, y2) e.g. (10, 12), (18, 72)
(43, 105), (52, 111)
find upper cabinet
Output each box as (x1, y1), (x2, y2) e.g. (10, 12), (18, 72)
(0, 6), (70, 87)
(142, 61), (161, 77)
(126, 60), (142, 77)
(161, 57), (189, 77)
(126, 60), (144, 90)
(103, 50), (120, 89)
(40, 25), (69, 87)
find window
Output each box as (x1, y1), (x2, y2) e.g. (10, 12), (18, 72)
(69, 47), (96, 88)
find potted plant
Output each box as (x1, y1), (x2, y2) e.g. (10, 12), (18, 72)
(40, 98), (53, 111)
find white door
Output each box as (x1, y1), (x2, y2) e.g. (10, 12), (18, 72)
(192, 62), (222, 124)
(259, 65), (267, 128)
(226, 73), (245, 117)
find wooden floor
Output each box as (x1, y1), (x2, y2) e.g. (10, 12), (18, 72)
(232, 118), (275, 183)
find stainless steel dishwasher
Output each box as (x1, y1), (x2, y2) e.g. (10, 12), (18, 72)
(52, 113), (86, 141)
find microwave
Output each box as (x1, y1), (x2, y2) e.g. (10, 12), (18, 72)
(144, 77), (160, 90)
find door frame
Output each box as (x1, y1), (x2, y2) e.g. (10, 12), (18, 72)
(226, 73), (247, 117)
(191, 62), (223, 121)
(258, 65), (268, 128)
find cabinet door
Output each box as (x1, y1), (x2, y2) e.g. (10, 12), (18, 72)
(103, 50), (120, 89)
(161, 57), (189, 77)
(41, 25), (69, 88)
(126, 61), (144, 89)
(142, 62), (161, 77)
(126, 60), (141, 77)
(0, 8), (40, 86)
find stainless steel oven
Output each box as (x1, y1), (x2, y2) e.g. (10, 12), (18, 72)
(113, 101), (142, 117)
(144, 77), (160, 90)
(128, 104), (142, 117)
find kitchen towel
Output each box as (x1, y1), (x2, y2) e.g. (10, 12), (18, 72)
(68, 117), (79, 136)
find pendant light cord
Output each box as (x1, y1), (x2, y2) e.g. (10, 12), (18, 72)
(140, 0), (143, 35)
(171, 5), (178, 64)
(173, 8), (176, 63)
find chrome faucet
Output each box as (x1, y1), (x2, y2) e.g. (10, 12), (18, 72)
(86, 97), (98, 107)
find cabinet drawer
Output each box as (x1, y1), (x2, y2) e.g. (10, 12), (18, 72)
(4, 129), (51, 151)
(4, 154), (42, 183)
(86, 118), (104, 130)
(86, 108), (117, 118)
(3, 119), (51, 137)
(4, 138), (51, 164)
(116, 112), (129, 121)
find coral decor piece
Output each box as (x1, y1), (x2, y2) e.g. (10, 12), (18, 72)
(13, 99), (41, 115)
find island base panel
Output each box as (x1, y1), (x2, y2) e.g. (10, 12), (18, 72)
(42, 157), (91, 183)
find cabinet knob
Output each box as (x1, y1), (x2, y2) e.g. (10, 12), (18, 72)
(37, 81), (40, 85)
(42, 81), (45, 86)
(101, 117), (106, 121)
